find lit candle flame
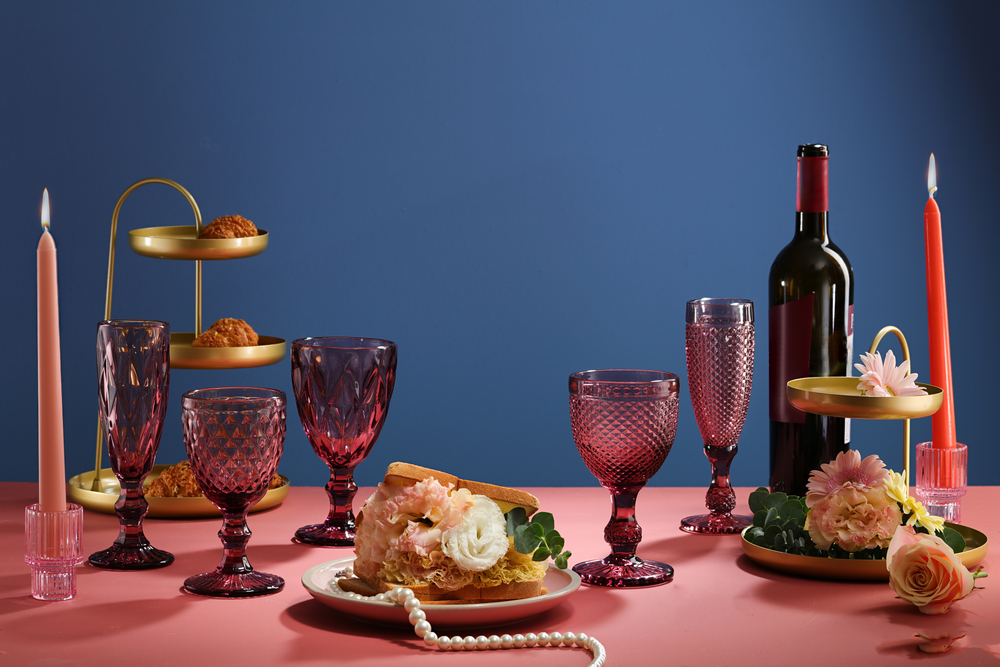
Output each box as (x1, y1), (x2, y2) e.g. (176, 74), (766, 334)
(41, 188), (50, 229)
(927, 153), (937, 198)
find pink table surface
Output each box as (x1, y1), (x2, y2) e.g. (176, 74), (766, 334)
(2, 483), (997, 666)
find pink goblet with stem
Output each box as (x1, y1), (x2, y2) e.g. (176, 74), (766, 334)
(570, 370), (679, 587)
(182, 387), (286, 597)
(90, 320), (173, 570)
(680, 298), (755, 535)
(291, 337), (397, 546)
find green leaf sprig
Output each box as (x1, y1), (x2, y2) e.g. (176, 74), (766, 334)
(505, 508), (571, 569)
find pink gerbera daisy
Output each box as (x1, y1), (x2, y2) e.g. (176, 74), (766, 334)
(805, 450), (890, 508)
(854, 350), (927, 398)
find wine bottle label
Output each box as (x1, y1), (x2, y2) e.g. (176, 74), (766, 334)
(769, 293), (814, 423)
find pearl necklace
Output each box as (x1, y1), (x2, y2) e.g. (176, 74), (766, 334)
(328, 567), (607, 666)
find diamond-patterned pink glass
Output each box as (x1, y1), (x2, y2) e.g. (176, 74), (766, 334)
(89, 320), (173, 570)
(291, 337), (397, 546)
(569, 370), (679, 587)
(182, 387), (286, 597)
(680, 298), (755, 535)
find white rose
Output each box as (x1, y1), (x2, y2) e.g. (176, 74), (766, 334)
(441, 495), (508, 572)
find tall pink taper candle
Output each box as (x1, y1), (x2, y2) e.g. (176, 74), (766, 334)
(38, 189), (66, 512)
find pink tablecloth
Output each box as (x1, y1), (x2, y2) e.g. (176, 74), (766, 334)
(1, 484), (997, 666)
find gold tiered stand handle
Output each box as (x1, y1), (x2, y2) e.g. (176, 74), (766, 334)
(83, 178), (285, 493)
(786, 326), (943, 487)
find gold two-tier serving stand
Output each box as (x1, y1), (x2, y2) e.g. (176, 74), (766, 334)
(741, 325), (988, 580)
(67, 178), (288, 516)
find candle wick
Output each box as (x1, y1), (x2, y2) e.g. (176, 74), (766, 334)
(928, 186), (938, 199)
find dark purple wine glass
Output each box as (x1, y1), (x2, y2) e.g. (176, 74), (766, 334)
(182, 387), (286, 597)
(680, 298), (755, 535)
(90, 320), (173, 570)
(569, 370), (679, 587)
(291, 337), (397, 546)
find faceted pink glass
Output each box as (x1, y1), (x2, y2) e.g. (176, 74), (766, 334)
(569, 370), (679, 587)
(182, 387), (286, 597)
(291, 337), (397, 546)
(89, 320), (173, 570)
(680, 299), (755, 535)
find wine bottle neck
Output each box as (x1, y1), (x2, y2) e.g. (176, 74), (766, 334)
(796, 212), (829, 241)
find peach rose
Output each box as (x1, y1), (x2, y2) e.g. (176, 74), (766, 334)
(887, 525), (975, 614)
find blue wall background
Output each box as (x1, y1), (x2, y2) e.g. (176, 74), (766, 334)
(2, 2), (996, 491)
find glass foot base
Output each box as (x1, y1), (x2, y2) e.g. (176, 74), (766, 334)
(573, 555), (673, 588)
(184, 571), (285, 597)
(680, 513), (753, 535)
(88, 544), (174, 570)
(295, 523), (355, 546)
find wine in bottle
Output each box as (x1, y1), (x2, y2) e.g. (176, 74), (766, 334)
(768, 144), (854, 495)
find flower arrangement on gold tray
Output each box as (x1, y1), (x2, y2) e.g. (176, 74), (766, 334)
(742, 449), (988, 614)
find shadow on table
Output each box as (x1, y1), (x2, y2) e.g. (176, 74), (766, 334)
(0, 595), (188, 640)
(638, 531), (741, 567)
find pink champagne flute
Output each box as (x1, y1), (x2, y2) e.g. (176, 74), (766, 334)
(680, 298), (755, 535)
(570, 370), (679, 587)
(182, 387), (286, 597)
(291, 337), (397, 546)
(89, 320), (173, 570)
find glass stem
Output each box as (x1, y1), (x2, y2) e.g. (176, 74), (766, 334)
(324, 466), (358, 532)
(604, 483), (645, 561)
(217, 509), (253, 576)
(705, 444), (738, 515)
(114, 479), (151, 548)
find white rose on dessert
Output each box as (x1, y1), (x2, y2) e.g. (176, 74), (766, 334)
(441, 495), (509, 572)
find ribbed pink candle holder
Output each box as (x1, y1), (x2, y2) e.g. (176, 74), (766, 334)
(24, 503), (84, 601)
(915, 442), (967, 524)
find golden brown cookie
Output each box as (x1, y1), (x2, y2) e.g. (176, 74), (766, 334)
(191, 318), (260, 347)
(199, 215), (258, 239)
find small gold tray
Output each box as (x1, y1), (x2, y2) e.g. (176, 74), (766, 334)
(741, 523), (987, 581)
(169, 332), (286, 370)
(787, 377), (943, 420)
(129, 226), (269, 260)
(67, 465), (290, 518)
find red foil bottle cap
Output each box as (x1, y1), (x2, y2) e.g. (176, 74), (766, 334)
(796, 144), (829, 213)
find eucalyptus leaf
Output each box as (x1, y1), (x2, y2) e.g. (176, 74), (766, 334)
(763, 492), (787, 510)
(753, 510), (768, 528)
(764, 507), (780, 528)
(533, 512), (555, 534)
(748, 487), (769, 515)
(506, 507), (528, 536)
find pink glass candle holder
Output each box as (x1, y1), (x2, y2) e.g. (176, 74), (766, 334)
(291, 337), (397, 546)
(569, 369), (679, 587)
(182, 387), (287, 597)
(915, 441), (967, 524)
(25, 503), (84, 601)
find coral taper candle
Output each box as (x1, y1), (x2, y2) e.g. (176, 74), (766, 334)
(924, 155), (957, 463)
(37, 189), (67, 512)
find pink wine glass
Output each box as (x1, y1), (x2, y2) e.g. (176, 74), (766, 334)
(90, 320), (173, 570)
(182, 387), (286, 596)
(569, 370), (679, 587)
(680, 298), (755, 535)
(291, 337), (397, 546)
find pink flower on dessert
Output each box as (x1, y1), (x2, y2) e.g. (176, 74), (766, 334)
(806, 484), (901, 551)
(887, 525), (977, 614)
(353, 477), (473, 581)
(855, 350), (927, 398)
(805, 449), (890, 508)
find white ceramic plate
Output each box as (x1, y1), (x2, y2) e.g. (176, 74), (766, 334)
(302, 557), (581, 630)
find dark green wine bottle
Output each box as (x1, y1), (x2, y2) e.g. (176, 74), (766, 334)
(768, 144), (854, 495)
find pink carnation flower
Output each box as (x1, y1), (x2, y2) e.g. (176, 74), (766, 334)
(806, 484), (901, 552)
(805, 450), (890, 508)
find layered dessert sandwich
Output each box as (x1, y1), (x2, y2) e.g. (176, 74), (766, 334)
(340, 462), (570, 603)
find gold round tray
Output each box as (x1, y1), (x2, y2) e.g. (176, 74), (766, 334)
(128, 226), (269, 260)
(787, 377), (942, 420)
(67, 465), (290, 518)
(741, 523), (987, 581)
(169, 332), (286, 369)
